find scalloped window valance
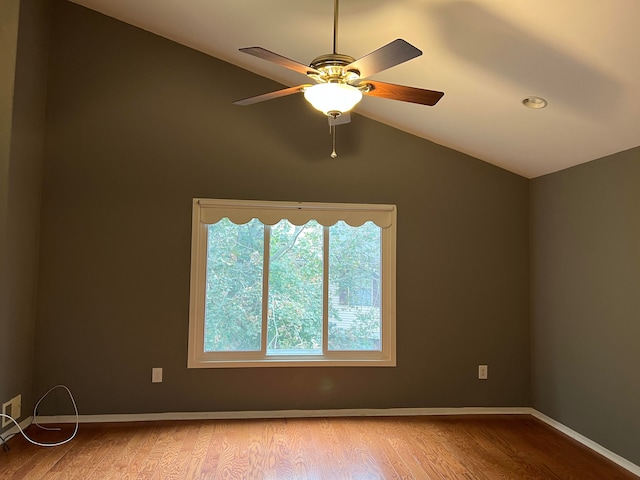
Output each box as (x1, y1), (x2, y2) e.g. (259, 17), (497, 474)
(195, 198), (396, 228)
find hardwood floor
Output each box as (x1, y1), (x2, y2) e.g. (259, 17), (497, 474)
(0, 415), (637, 479)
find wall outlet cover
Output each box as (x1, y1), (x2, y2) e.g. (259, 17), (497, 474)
(2, 394), (22, 427)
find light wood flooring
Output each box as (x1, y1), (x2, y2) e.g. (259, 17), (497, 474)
(0, 415), (637, 479)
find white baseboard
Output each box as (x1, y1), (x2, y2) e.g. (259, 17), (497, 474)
(36, 406), (530, 424)
(530, 409), (640, 476)
(36, 407), (639, 477)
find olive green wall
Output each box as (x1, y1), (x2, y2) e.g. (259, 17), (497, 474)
(0, 0), (21, 424)
(33, 1), (530, 415)
(0, 0), (49, 430)
(7, 0), (638, 470)
(531, 146), (640, 466)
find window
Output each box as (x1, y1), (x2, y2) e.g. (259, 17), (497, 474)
(188, 199), (396, 367)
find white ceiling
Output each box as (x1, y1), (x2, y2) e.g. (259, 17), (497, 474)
(69, 0), (640, 178)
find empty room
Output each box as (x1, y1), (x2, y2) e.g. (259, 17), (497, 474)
(1, 0), (638, 478)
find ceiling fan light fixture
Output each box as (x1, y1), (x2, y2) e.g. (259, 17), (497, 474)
(304, 83), (363, 116)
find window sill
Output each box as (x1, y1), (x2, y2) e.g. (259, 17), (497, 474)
(187, 354), (396, 369)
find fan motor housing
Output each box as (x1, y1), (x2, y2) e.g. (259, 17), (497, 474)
(310, 54), (360, 81)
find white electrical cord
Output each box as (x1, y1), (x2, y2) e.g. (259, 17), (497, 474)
(0, 384), (79, 448)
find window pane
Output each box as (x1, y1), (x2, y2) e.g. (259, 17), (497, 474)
(267, 220), (323, 354)
(328, 221), (381, 351)
(204, 218), (264, 352)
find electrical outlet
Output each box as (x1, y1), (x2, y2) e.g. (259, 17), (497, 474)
(152, 368), (163, 383)
(2, 394), (22, 427)
(478, 365), (488, 380)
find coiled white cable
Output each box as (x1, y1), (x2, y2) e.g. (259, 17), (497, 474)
(0, 384), (79, 448)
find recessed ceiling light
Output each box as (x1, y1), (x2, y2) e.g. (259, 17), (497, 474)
(522, 96), (548, 109)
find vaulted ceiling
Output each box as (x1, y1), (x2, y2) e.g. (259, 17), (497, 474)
(69, 0), (640, 178)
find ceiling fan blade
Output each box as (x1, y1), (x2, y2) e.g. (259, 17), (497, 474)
(239, 47), (321, 76)
(233, 85), (310, 106)
(363, 80), (444, 106)
(344, 39), (422, 79)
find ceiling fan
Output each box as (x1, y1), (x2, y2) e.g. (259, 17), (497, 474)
(234, 0), (444, 156)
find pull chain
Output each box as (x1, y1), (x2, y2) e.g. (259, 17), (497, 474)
(330, 125), (337, 158)
(330, 0), (340, 158)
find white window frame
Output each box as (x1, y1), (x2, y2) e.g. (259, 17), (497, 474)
(187, 198), (396, 368)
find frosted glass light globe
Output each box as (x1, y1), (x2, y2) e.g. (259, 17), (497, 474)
(304, 83), (363, 116)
